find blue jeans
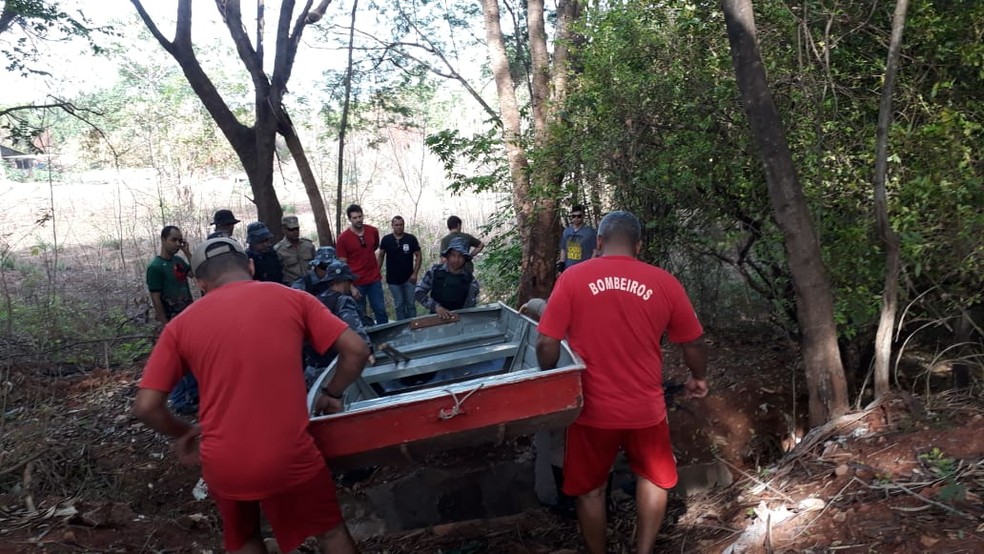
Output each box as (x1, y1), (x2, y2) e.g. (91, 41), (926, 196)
(169, 374), (199, 414)
(388, 281), (417, 320)
(356, 280), (389, 325)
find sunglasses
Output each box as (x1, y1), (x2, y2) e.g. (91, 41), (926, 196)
(571, 213), (584, 218)
(358, 235), (366, 247)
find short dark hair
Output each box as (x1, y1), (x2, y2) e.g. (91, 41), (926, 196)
(196, 251), (249, 281)
(571, 205), (585, 214)
(447, 215), (462, 230)
(391, 215), (404, 223)
(346, 204), (363, 218)
(598, 211), (641, 245)
(161, 225), (180, 240)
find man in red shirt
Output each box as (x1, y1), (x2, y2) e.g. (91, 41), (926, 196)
(536, 211), (708, 554)
(132, 237), (370, 554)
(335, 204), (388, 325)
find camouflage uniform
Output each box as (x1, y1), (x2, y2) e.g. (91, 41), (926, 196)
(302, 259), (373, 388)
(415, 239), (480, 313)
(291, 246), (336, 297)
(246, 222), (284, 284)
(275, 216), (316, 283)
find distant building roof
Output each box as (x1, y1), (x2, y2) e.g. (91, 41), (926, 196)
(1, 145), (28, 158)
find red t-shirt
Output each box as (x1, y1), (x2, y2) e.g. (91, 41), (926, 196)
(538, 256), (703, 429)
(139, 280), (349, 500)
(335, 226), (382, 286)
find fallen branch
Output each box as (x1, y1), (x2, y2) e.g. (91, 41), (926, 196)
(714, 454), (796, 504)
(0, 450), (46, 477)
(855, 476), (976, 520)
(787, 478), (855, 541)
(23, 461), (36, 514)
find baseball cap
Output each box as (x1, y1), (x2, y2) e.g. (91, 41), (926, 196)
(191, 237), (246, 274)
(282, 215), (300, 229)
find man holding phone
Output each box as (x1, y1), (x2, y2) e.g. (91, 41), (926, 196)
(147, 225), (197, 413)
(148, 225), (194, 327)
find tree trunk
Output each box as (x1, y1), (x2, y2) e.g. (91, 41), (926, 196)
(481, 0), (539, 303)
(250, 88), (285, 232)
(131, 0), (333, 242)
(482, 0), (576, 303)
(952, 309), (973, 389)
(280, 110), (335, 245)
(337, 0), (359, 236)
(723, 0), (848, 427)
(871, 0), (910, 399)
(524, 0), (562, 301)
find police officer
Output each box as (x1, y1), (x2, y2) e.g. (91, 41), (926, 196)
(275, 215), (317, 284)
(415, 238), (480, 320)
(208, 209), (240, 239)
(303, 259), (374, 387)
(245, 222), (284, 284)
(292, 246), (336, 296)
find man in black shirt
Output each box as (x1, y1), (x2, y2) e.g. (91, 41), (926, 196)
(377, 215), (422, 320)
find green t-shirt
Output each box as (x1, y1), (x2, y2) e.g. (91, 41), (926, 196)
(146, 255), (193, 319)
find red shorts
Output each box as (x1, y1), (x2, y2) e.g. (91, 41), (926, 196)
(212, 467), (344, 552)
(562, 419), (678, 496)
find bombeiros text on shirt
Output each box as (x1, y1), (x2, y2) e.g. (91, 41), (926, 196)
(586, 275), (653, 300)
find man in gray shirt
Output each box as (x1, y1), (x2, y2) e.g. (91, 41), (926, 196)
(557, 205), (597, 272)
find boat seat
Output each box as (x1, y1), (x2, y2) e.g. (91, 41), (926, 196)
(372, 330), (509, 361)
(361, 342), (519, 384)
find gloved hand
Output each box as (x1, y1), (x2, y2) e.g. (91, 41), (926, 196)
(555, 261), (565, 274)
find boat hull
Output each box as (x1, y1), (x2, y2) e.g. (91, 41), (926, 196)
(310, 368), (581, 469)
(307, 303), (584, 469)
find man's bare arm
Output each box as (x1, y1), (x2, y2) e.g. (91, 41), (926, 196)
(149, 291), (168, 325)
(680, 336), (709, 398)
(536, 335), (562, 371)
(470, 240), (485, 257)
(132, 388), (194, 438)
(315, 329), (371, 414)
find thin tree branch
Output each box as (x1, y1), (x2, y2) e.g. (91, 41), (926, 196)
(130, 0), (250, 144)
(276, 0), (319, 89)
(215, 0), (268, 89)
(306, 0), (332, 23)
(257, 0), (266, 68)
(175, 0), (192, 46)
(129, 0), (176, 54)
(353, 30), (501, 124)
(0, 2), (18, 35)
(0, 102), (90, 119)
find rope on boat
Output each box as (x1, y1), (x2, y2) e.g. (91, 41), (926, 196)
(438, 383), (485, 420)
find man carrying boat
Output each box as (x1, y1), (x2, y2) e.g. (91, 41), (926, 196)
(292, 246), (337, 297)
(133, 237), (370, 554)
(415, 238), (480, 320)
(536, 211), (709, 554)
(304, 259), (375, 388)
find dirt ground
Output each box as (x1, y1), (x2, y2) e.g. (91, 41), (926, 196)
(1, 326), (981, 553)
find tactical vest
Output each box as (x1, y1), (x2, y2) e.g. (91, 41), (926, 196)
(430, 269), (473, 310)
(318, 289), (343, 316)
(305, 273), (331, 297)
(305, 290), (345, 369)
